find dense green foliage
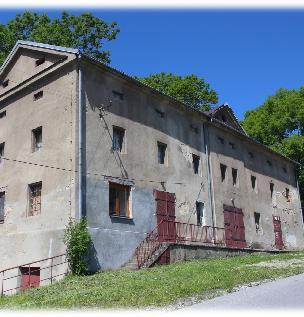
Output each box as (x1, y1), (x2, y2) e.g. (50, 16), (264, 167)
(242, 87), (304, 209)
(0, 11), (119, 65)
(0, 252), (303, 309)
(63, 218), (92, 275)
(137, 72), (218, 111)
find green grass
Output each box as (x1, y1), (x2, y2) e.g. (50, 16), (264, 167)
(1, 251), (304, 309)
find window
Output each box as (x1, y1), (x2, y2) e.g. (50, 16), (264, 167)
(28, 182), (42, 216)
(33, 91), (43, 101)
(232, 168), (238, 186)
(155, 109), (165, 118)
(267, 159), (272, 167)
(109, 182), (131, 218)
(32, 127), (42, 152)
(35, 56), (45, 67)
(190, 124), (199, 134)
(0, 192), (5, 223)
(217, 136), (224, 144)
(112, 126), (126, 153)
(0, 142), (4, 162)
(251, 175), (257, 191)
(229, 142), (236, 149)
(192, 154), (200, 175)
(112, 90), (124, 101)
(0, 111), (6, 119)
(248, 151), (254, 159)
(283, 166), (287, 173)
(196, 202), (204, 226)
(220, 163), (227, 182)
(254, 212), (261, 233)
(285, 188), (290, 202)
(2, 79), (9, 88)
(157, 142), (167, 165)
(270, 182), (274, 198)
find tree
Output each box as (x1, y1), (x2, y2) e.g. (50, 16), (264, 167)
(0, 11), (120, 65)
(137, 72), (218, 111)
(241, 87), (304, 212)
(63, 217), (92, 275)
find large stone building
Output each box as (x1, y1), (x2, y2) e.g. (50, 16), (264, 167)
(0, 41), (303, 279)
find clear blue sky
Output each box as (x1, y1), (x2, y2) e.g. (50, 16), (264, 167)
(1, 9), (304, 119)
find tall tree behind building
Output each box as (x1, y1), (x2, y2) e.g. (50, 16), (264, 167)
(0, 11), (120, 65)
(137, 72), (218, 111)
(241, 87), (304, 213)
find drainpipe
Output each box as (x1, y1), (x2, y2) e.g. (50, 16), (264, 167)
(203, 120), (216, 230)
(77, 55), (83, 219)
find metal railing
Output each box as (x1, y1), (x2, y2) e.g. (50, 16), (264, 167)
(0, 254), (67, 296)
(135, 220), (225, 269)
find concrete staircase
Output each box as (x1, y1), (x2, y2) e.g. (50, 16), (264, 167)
(122, 242), (170, 270)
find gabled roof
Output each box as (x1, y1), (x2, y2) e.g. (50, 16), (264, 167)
(0, 40), (79, 76)
(204, 103), (247, 135)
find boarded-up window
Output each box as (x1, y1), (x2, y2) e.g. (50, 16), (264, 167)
(220, 163), (227, 182)
(32, 127), (42, 152)
(112, 126), (125, 153)
(109, 182), (131, 218)
(157, 142), (167, 165)
(0, 192), (5, 223)
(192, 154), (200, 175)
(29, 182), (42, 216)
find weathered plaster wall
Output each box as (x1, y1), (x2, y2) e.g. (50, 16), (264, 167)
(208, 123), (304, 250)
(82, 61), (211, 270)
(0, 56), (78, 271)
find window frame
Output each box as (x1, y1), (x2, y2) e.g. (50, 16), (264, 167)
(109, 182), (132, 219)
(28, 182), (42, 217)
(157, 141), (168, 166)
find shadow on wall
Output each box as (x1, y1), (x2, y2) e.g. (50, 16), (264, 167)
(86, 243), (101, 273)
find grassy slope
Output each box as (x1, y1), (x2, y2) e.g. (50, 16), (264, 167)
(1, 251), (304, 309)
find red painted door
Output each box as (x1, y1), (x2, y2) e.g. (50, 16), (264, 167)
(223, 205), (246, 248)
(273, 216), (284, 250)
(20, 267), (40, 290)
(154, 190), (176, 242)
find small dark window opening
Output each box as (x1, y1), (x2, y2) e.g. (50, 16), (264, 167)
(32, 127), (42, 152)
(0, 111), (6, 119)
(0, 191), (5, 223)
(28, 182), (42, 216)
(190, 124), (199, 134)
(35, 56), (45, 67)
(155, 109), (165, 118)
(2, 79), (9, 88)
(112, 90), (124, 101)
(251, 175), (256, 190)
(196, 202), (204, 226)
(248, 151), (254, 159)
(0, 142), (5, 163)
(254, 212), (261, 232)
(285, 188), (290, 201)
(157, 142), (167, 165)
(192, 154), (200, 175)
(222, 115), (227, 122)
(270, 182), (274, 198)
(109, 182), (130, 218)
(232, 168), (238, 186)
(267, 160), (272, 167)
(112, 126), (125, 153)
(283, 166), (287, 173)
(229, 142), (236, 149)
(220, 163), (227, 182)
(33, 91), (43, 101)
(217, 136), (224, 144)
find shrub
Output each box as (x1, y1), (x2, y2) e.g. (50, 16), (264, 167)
(63, 217), (92, 275)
